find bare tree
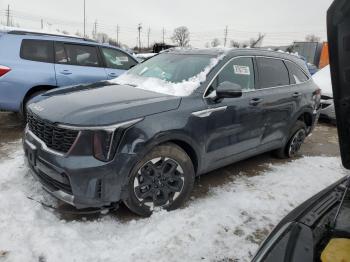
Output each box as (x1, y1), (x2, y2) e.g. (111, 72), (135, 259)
(211, 38), (221, 47)
(249, 33), (265, 48)
(171, 26), (190, 47)
(241, 41), (249, 48)
(230, 40), (240, 48)
(205, 42), (210, 48)
(305, 34), (321, 42)
(96, 32), (109, 43)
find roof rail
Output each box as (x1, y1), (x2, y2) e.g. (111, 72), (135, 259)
(7, 30), (97, 43)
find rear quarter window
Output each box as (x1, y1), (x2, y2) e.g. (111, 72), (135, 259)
(285, 61), (309, 84)
(257, 57), (290, 89)
(20, 39), (54, 63)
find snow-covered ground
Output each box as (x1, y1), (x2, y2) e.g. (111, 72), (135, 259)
(0, 142), (347, 262)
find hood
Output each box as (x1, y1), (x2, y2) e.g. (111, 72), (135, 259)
(28, 83), (181, 126)
(313, 65), (333, 97)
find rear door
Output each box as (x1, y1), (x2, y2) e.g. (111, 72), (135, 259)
(327, 0), (350, 169)
(54, 42), (108, 86)
(255, 57), (297, 145)
(100, 47), (138, 79)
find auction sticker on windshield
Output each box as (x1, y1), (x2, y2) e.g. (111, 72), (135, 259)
(233, 65), (250, 75)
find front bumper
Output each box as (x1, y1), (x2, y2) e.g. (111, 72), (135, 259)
(23, 128), (135, 209)
(320, 98), (336, 120)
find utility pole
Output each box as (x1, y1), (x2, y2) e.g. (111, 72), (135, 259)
(83, 0), (86, 37)
(93, 20), (98, 39)
(147, 27), (150, 49)
(6, 5), (10, 27)
(162, 28), (165, 44)
(117, 25), (120, 45)
(137, 23), (142, 52)
(41, 19), (44, 30)
(224, 25), (228, 47)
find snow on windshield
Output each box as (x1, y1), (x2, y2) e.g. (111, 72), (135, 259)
(313, 65), (333, 95)
(111, 52), (226, 97)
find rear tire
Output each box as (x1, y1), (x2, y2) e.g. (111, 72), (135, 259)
(275, 121), (307, 159)
(124, 143), (195, 217)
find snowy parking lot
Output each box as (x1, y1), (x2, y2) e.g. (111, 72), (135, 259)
(0, 113), (347, 262)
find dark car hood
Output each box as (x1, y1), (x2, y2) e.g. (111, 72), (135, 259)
(28, 84), (181, 126)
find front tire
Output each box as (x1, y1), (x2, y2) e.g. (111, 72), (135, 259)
(124, 143), (195, 217)
(275, 121), (307, 159)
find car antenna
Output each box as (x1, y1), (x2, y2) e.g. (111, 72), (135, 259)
(330, 175), (350, 229)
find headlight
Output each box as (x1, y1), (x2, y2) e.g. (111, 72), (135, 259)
(58, 118), (143, 162)
(93, 128), (124, 162)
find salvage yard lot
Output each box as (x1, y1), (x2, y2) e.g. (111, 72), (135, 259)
(0, 113), (346, 262)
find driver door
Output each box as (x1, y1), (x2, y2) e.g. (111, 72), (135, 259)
(203, 56), (266, 169)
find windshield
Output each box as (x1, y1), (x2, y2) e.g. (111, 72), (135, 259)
(127, 53), (215, 83)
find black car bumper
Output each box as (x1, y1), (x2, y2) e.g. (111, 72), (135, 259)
(23, 128), (135, 209)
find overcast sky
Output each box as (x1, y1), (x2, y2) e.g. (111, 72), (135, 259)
(0, 0), (333, 48)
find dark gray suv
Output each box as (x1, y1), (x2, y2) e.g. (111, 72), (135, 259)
(23, 48), (321, 216)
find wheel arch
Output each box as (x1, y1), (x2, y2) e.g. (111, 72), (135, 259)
(133, 132), (202, 175)
(297, 111), (313, 129)
(21, 85), (57, 114)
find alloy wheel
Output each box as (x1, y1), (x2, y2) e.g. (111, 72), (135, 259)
(133, 157), (185, 209)
(288, 129), (306, 157)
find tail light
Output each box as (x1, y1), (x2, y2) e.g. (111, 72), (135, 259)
(0, 65), (11, 77)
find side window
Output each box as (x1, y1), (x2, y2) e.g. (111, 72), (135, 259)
(54, 42), (68, 63)
(101, 48), (137, 70)
(285, 61), (309, 84)
(55, 43), (101, 67)
(257, 57), (290, 89)
(215, 57), (255, 91)
(20, 39), (54, 63)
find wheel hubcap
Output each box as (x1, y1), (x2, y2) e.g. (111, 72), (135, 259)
(133, 157), (185, 209)
(288, 129), (306, 157)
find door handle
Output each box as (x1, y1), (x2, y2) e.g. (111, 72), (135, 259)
(60, 70), (72, 75)
(293, 92), (302, 98)
(250, 98), (264, 106)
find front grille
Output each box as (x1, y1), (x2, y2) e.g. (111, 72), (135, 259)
(27, 110), (79, 153)
(36, 170), (72, 194)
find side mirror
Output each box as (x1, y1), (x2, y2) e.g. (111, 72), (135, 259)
(216, 81), (243, 99)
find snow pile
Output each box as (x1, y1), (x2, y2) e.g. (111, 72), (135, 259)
(112, 54), (226, 97)
(0, 25), (78, 38)
(0, 146), (347, 262)
(135, 53), (157, 59)
(313, 65), (333, 95)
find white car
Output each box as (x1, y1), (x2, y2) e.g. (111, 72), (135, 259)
(313, 65), (336, 123)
